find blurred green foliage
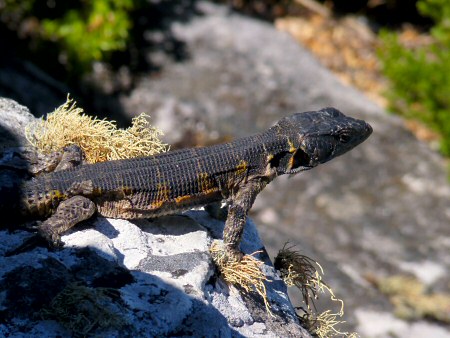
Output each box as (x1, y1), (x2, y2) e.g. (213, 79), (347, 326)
(41, 0), (134, 69)
(1, 0), (137, 72)
(378, 0), (450, 155)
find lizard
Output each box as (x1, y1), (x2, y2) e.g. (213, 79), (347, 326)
(1, 107), (372, 261)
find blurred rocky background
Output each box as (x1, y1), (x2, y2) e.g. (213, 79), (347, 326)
(0, 1), (449, 337)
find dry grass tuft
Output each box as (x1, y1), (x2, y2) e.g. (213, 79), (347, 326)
(210, 240), (272, 315)
(25, 95), (168, 163)
(275, 244), (359, 338)
(274, 243), (318, 308)
(40, 282), (126, 336)
(304, 267), (358, 338)
(312, 310), (359, 338)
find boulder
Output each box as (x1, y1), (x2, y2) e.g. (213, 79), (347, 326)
(115, 2), (449, 336)
(0, 99), (310, 337)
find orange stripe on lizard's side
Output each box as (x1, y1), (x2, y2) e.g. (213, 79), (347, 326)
(175, 195), (192, 204)
(151, 183), (170, 208)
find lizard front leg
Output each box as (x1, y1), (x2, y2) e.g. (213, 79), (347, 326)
(53, 144), (85, 172)
(216, 178), (268, 262)
(38, 195), (96, 246)
(15, 144), (85, 175)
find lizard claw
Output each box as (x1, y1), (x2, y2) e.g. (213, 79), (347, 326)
(210, 240), (243, 265)
(4, 234), (54, 257)
(38, 226), (64, 248)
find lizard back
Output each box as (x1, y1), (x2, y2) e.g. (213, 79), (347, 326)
(20, 128), (284, 219)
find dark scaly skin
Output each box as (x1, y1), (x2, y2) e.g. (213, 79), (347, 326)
(3, 107), (372, 260)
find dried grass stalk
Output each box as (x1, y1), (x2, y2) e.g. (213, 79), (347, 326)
(210, 241), (273, 315)
(25, 95), (168, 163)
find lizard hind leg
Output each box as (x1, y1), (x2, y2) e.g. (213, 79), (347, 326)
(38, 195), (96, 246)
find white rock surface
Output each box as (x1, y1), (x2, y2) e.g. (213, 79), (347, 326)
(0, 98), (310, 337)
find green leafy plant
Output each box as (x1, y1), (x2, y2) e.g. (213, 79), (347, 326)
(378, 0), (450, 155)
(41, 0), (134, 71)
(0, 0), (138, 73)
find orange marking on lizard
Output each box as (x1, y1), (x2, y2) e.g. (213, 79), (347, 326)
(287, 139), (296, 153)
(121, 186), (133, 195)
(288, 152), (296, 171)
(49, 189), (66, 200)
(175, 195), (193, 204)
(235, 160), (248, 177)
(198, 173), (215, 192)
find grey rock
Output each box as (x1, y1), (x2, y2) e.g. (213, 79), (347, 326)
(1, 1), (449, 335)
(0, 216), (309, 337)
(0, 98), (35, 148)
(0, 99), (310, 337)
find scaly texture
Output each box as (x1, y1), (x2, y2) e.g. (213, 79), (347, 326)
(6, 108), (372, 261)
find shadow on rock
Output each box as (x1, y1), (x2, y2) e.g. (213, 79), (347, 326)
(0, 246), (243, 337)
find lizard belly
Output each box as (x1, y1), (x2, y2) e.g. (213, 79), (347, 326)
(94, 188), (223, 219)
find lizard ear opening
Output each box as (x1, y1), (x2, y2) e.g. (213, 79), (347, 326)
(268, 149), (311, 174)
(287, 149), (311, 173)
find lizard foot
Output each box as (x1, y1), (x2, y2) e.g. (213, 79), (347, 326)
(5, 234), (60, 257)
(37, 226), (64, 247)
(209, 240), (243, 265)
(209, 240), (272, 314)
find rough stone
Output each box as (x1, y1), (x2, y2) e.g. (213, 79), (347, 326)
(0, 1), (449, 336)
(0, 99), (310, 337)
(115, 2), (449, 336)
(0, 98), (35, 148)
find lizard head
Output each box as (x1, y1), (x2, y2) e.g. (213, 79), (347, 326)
(274, 107), (372, 174)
